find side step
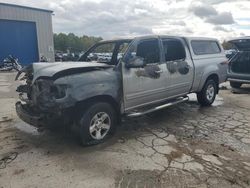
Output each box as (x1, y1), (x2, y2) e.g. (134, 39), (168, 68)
(127, 96), (189, 117)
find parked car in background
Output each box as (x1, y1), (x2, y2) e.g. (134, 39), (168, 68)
(15, 35), (227, 145)
(227, 37), (250, 88)
(55, 51), (63, 62)
(55, 51), (81, 62)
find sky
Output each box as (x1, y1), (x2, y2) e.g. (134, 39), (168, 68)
(2, 0), (250, 40)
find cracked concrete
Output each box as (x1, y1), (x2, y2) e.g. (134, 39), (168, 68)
(0, 73), (250, 188)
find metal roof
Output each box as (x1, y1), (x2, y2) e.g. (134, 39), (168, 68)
(0, 3), (53, 13)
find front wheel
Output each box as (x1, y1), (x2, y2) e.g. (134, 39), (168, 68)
(78, 102), (117, 146)
(197, 79), (217, 106)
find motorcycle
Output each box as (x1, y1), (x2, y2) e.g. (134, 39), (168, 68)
(0, 55), (22, 71)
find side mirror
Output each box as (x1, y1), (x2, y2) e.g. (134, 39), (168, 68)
(125, 57), (145, 68)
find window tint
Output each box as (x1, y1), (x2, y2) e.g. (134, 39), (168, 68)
(137, 39), (160, 64)
(191, 40), (221, 55)
(162, 39), (186, 61)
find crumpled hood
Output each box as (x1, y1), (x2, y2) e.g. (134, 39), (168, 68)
(31, 61), (112, 82)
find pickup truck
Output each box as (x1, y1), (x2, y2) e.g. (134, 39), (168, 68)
(15, 35), (228, 145)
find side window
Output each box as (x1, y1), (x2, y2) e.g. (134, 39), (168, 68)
(117, 42), (130, 60)
(136, 39), (160, 64)
(162, 39), (186, 61)
(191, 40), (221, 55)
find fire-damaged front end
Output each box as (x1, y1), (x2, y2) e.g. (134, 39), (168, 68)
(16, 77), (71, 128)
(15, 62), (121, 129)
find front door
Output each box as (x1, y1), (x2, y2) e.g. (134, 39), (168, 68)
(122, 37), (171, 111)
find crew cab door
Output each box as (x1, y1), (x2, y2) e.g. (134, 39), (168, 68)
(161, 37), (194, 96)
(122, 37), (171, 111)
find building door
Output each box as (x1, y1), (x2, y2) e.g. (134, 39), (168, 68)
(0, 19), (39, 65)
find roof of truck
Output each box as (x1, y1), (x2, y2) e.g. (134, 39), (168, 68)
(101, 35), (218, 43)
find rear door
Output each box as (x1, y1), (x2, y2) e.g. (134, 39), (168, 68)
(122, 37), (171, 111)
(160, 37), (194, 96)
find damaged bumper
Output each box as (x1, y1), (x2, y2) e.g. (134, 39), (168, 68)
(16, 101), (73, 129)
(16, 101), (45, 128)
(16, 101), (70, 128)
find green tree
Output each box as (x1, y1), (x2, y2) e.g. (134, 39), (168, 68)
(53, 33), (103, 53)
(221, 40), (234, 50)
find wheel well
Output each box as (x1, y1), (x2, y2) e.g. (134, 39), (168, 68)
(206, 74), (219, 93)
(75, 95), (120, 114)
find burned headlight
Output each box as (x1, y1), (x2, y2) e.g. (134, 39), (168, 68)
(35, 79), (67, 100)
(50, 84), (67, 99)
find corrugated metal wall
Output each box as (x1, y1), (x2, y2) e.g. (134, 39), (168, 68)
(0, 3), (55, 61)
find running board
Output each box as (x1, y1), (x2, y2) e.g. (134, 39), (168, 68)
(127, 96), (189, 117)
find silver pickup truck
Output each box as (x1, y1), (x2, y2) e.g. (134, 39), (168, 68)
(16, 35), (228, 145)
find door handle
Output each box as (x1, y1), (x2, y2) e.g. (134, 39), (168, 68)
(155, 70), (163, 74)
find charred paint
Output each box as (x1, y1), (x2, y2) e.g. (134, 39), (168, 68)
(135, 64), (161, 79)
(166, 60), (189, 75)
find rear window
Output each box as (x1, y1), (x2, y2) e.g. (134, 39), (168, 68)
(191, 40), (221, 55)
(162, 39), (186, 61)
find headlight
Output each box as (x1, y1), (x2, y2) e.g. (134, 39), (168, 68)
(50, 84), (67, 99)
(35, 79), (67, 99)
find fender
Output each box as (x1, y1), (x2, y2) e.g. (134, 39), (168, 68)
(197, 64), (219, 92)
(53, 68), (122, 108)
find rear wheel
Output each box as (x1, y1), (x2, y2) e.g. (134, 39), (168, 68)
(77, 102), (117, 146)
(230, 81), (242, 88)
(197, 79), (217, 106)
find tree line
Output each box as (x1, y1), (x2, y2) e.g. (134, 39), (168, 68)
(54, 33), (233, 53)
(54, 33), (103, 53)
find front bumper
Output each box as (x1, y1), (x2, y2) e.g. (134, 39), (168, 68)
(15, 102), (45, 128)
(16, 101), (73, 129)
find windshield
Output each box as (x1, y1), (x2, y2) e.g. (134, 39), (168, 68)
(79, 40), (131, 65)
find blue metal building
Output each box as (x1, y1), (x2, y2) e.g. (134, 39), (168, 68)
(0, 3), (54, 65)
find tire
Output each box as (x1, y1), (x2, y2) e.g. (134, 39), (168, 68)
(78, 102), (117, 146)
(230, 81), (242, 88)
(197, 79), (217, 106)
